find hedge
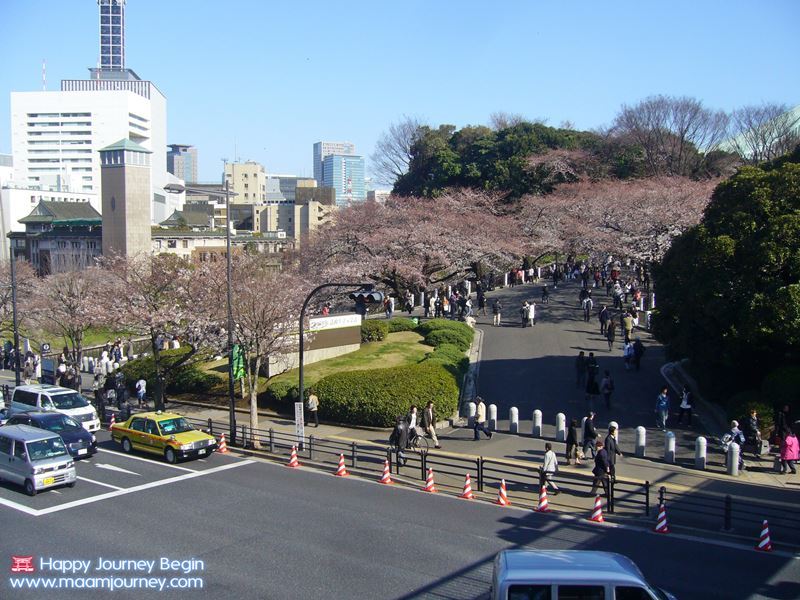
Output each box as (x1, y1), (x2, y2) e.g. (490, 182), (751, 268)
(387, 317), (417, 333)
(120, 348), (221, 395)
(361, 320), (389, 342)
(422, 343), (469, 376)
(424, 328), (472, 352)
(314, 362), (459, 427)
(416, 318), (472, 337)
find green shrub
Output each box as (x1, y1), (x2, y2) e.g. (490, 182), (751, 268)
(422, 343), (469, 377)
(415, 318), (472, 337)
(387, 317), (417, 333)
(761, 366), (800, 414)
(361, 320), (389, 342)
(315, 363), (459, 427)
(424, 328), (472, 352)
(263, 378), (299, 405)
(726, 390), (774, 436)
(120, 348), (221, 395)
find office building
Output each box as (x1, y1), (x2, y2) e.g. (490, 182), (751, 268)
(167, 144), (198, 183)
(100, 139), (152, 257)
(224, 161), (266, 203)
(8, 0), (180, 224)
(0, 154), (12, 186)
(313, 141), (355, 186)
(322, 154), (366, 205)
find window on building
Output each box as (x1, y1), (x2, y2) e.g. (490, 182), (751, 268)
(167, 240), (177, 248)
(182, 240), (188, 249)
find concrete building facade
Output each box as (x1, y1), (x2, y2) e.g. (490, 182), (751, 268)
(224, 161), (266, 203)
(100, 139), (152, 257)
(167, 144), (198, 183)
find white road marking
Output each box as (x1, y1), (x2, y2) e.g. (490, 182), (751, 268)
(77, 476), (123, 490)
(94, 463), (140, 476)
(96, 448), (195, 472)
(50, 490), (61, 494)
(0, 460), (255, 516)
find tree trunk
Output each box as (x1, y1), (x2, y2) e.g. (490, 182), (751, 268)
(249, 355), (261, 449)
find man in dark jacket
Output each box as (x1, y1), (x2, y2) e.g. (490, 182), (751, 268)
(604, 425), (623, 475)
(590, 440), (611, 496)
(632, 338), (646, 371)
(422, 401), (441, 449)
(598, 305), (609, 335)
(583, 412), (598, 458)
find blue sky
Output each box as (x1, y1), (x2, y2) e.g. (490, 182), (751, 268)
(1, 0), (798, 183)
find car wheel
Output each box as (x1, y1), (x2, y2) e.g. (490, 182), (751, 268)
(121, 438), (132, 453)
(165, 447), (177, 464)
(66, 482), (76, 488)
(24, 479), (37, 496)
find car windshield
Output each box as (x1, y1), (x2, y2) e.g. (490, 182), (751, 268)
(26, 438), (68, 461)
(50, 393), (90, 410)
(39, 414), (81, 432)
(158, 418), (194, 435)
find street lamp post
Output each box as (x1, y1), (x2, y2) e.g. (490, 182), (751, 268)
(297, 283), (376, 406)
(3, 239), (21, 386)
(164, 182), (237, 443)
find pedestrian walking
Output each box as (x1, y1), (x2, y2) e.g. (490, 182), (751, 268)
(655, 387), (670, 430)
(473, 397), (492, 440)
(604, 425), (622, 475)
(520, 301), (530, 328)
(306, 389), (319, 427)
(477, 290), (487, 316)
(541, 285), (550, 303)
(92, 373), (106, 423)
(606, 322), (616, 351)
(600, 370), (615, 409)
(492, 299), (502, 327)
(632, 338), (645, 371)
(582, 295), (594, 322)
(575, 351), (587, 388)
(135, 377), (147, 409)
(677, 386), (693, 425)
(745, 409), (762, 458)
(779, 431), (798, 475)
(583, 412), (598, 458)
(623, 341), (634, 370)
(541, 443), (560, 494)
(566, 418), (580, 465)
(422, 400), (441, 449)
(589, 440), (611, 497)
(599, 305), (609, 335)
(528, 301), (536, 327)
(22, 360), (34, 385)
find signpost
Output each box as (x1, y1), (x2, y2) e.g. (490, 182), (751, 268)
(294, 401), (305, 450)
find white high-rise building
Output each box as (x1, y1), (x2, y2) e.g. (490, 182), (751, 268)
(7, 0), (180, 224)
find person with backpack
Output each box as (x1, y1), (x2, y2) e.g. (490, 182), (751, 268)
(723, 420), (747, 471)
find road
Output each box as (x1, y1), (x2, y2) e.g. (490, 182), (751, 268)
(1, 440), (797, 599)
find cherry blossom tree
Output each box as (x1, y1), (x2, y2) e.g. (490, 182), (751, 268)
(202, 253), (301, 447)
(0, 259), (35, 341)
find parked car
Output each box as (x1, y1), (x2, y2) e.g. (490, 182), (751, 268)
(0, 408), (8, 426)
(0, 424), (77, 496)
(8, 384), (100, 432)
(111, 411), (217, 464)
(5, 412), (97, 459)
(491, 550), (675, 600)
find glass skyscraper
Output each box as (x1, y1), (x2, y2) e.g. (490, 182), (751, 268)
(313, 141), (355, 186)
(99, 0), (126, 72)
(322, 154), (366, 206)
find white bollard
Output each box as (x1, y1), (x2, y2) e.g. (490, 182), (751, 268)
(556, 413), (566, 442)
(467, 402), (476, 428)
(504, 273), (509, 287)
(488, 404), (498, 431)
(727, 442), (740, 476)
(635, 426), (647, 457)
(695, 436), (707, 470)
(532, 409), (542, 438)
(509, 407), (519, 434)
(664, 431), (676, 464)
(581, 416), (588, 444)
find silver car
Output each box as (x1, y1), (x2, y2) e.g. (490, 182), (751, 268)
(0, 424), (77, 496)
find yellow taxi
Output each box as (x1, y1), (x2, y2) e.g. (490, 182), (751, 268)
(111, 411), (218, 464)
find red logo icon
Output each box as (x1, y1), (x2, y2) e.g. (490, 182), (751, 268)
(11, 556), (35, 573)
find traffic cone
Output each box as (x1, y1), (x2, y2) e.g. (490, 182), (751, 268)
(755, 520), (773, 552)
(588, 495), (604, 523)
(422, 468), (437, 493)
(460, 473), (475, 499)
(653, 503), (669, 534)
(379, 460), (393, 484)
(287, 446), (300, 468)
(108, 413), (116, 432)
(535, 486), (551, 513)
(334, 453), (349, 477)
(495, 479), (510, 506)
(217, 433), (229, 454)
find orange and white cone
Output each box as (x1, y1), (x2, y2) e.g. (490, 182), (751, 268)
(755, 520), (773, 552)
(589, 495), (604, 523)
(379, 460), (393, 484)
(108, 413), (116, 431)
(653, 503), (669, 533)
(422, 468), (437, 493)
(495, 479), (510, 506)
(334, 453), (349, 477)
(535, 486), (551, 513)
(217, 433), (229, 454)
(460, 473), (475, 499)
(287, 446), (300, 468)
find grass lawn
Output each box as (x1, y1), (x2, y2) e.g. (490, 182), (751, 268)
(182, 331), (434, 408)
(13, 326), (136, 354)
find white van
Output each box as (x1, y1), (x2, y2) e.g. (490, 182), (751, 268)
(0, 424), (77, 495)
(491, 550), (675, 600)
(9, 384), (100, 432)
